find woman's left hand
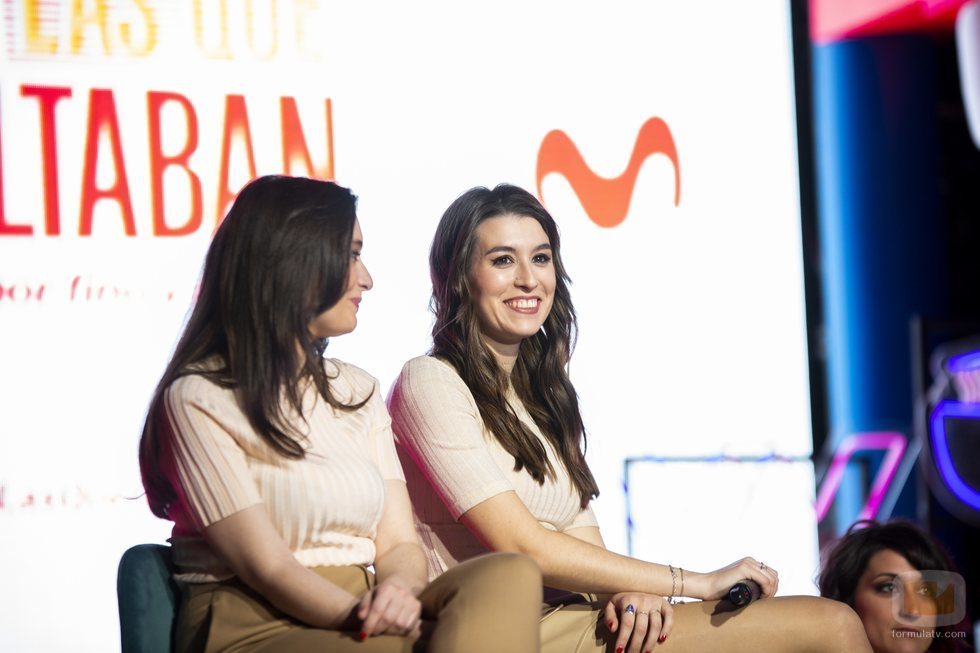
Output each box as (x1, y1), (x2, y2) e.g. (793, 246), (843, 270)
(689, 556), (779, 602)
(356, 576), (423, 639)
(604, 592), (673, 653)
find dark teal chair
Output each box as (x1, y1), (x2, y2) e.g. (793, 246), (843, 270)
(117, 544), (179, 653)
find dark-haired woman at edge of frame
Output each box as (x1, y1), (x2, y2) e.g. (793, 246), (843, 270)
(138, 175), (542, 653)
(820, 520), (971, 653)
(387, 183), (875, 653)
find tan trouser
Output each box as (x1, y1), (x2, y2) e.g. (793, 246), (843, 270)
(175, 552), (542, 653)
(541, 593), (615, 653)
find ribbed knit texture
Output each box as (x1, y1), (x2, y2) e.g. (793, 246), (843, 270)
(388, 356), (596, 580)
(162, 358), (404, 582)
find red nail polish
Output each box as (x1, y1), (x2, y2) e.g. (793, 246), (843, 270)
(608, 621), (615, 629)
(359, 632), (367, 641)
(616, 648), (623, 653)
(659, 634), (667, 642)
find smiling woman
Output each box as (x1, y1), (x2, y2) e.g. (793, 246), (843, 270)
(388, 183), (876, 653)
(469, 216), (557, 364)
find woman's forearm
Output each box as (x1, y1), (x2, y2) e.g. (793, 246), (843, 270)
(462, 493), (698, 598)
(461, 494), (777, 601)
(529, 529), (690, 597)
(246, 555), (362, 628)
(372, 481), (430, 595)
(372, 541), (428, 595)
(203, 505), (361, 629)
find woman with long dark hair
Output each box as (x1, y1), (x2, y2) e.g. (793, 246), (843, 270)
(139, 175), (542, 653)
(820, 520), (970, 653)
(388, 183), (875, 653)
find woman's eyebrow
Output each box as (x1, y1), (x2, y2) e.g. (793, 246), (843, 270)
(483, 243), (551, 255)
(484, 245), (517, 255)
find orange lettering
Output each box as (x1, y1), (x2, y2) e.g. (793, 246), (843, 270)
(71, 0), (111, 55)
(245, 0), (278, 60)
(215, 94), (257, 228)
(79, 89), (136, 236)
(21, 85), (72, 235)
(281, 97), (334, 180)
(24, 0), (58, 54)
(293, 0), (319, 59)
(148, 92), (203, 236)
(119, 0), (158, 56)
(193, 0), (232, 59)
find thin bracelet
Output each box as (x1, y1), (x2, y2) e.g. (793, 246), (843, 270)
(667, 564), (677, 604)
(679, 567), (685, 599)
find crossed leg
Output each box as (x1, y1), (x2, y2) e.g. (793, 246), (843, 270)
(542, 595), (873, 653)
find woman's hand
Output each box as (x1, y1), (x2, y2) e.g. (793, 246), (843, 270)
(356, 576), (423, 639)
(365, 481), (429, 639)
(604, 592), (673, 653)
(688, 557), (779, 602)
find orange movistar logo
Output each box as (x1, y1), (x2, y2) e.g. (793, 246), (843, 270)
(535, 117), (681, 228)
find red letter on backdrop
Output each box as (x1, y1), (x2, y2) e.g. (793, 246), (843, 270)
(21, 85), (72, 235)
(79, 89), (136, 236)
(215, 94), (256, 229)
(148, 91), (202, 236)
(280, 97), (334, 180)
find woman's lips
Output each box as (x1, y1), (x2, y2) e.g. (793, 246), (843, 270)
(504, 297), (540, 314)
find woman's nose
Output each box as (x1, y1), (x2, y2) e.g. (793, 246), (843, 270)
(358, 260), (374, 291)
(899, 587), (923, 618)
(513, 261), (538, 289)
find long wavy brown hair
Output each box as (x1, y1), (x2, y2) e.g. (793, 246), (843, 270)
(429, 184), (598, 508)
(139, 175), (369, 520)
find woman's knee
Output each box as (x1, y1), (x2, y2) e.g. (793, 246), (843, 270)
(814, 597), (861, 629)
(459, 552), (542, 600)
(828, 600), (867, 640)
(803, 597), (869, 648)
(474, 552), (542, 584)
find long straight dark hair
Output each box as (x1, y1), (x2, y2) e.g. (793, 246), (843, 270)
(140, 175), (367, 519)
(429, 184), (599, 508)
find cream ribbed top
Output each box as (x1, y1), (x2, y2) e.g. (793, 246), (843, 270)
(388, 356), (597, 580)
(161, 358), (405, 582)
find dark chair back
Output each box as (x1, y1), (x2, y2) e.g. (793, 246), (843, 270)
(117, 543), (178, 653)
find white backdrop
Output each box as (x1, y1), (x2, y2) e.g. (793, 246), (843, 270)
(0, 1), (815, 650)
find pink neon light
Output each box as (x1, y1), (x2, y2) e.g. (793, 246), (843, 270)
(815, 432), (907, 522)
(810, 0), (967, 44)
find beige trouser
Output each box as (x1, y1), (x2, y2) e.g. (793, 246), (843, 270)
(541, 593), (616, 653)
(175, 552), (542, 653)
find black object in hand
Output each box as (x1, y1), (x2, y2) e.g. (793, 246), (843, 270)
(728, 579), (762, 607)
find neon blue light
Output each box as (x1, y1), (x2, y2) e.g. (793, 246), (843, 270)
(947, 349), (980, 373)
(929, 400), (980, 510)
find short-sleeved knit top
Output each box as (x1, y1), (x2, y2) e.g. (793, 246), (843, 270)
(160, 358), (405, 582)
(387, 355), (597, 581)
